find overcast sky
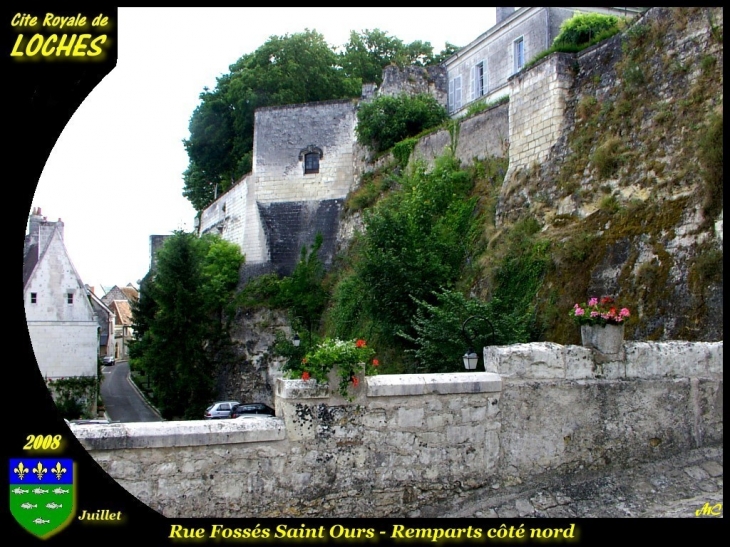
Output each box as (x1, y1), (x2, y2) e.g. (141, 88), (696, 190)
(30, 7), (497, 293)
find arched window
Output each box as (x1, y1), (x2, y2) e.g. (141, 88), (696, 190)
(299, 145), (323, 175)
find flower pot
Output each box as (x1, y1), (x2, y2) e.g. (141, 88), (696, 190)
(581, 323), (624, 354)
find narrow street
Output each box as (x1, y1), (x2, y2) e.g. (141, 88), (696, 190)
(100, 361), (162, 422)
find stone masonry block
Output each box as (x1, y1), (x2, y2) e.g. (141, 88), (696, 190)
(484, 343), (565, 378)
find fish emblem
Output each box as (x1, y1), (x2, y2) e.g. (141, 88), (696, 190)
(20, 503), (37, 510)
(46, 502), (63, 509)
(12, 487), (29, 495)
(52, 488), (69, 495)
(32, 488), (49, 495)
(32, 518), (50, 525)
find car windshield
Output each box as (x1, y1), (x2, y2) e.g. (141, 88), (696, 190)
(205, 405), (214, 412)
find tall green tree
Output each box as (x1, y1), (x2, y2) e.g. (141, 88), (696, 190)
(129, 232), (244, 419)
(356, 155), (478, 342)
(339, 30), (459, 85)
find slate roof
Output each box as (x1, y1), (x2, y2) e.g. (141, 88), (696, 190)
(22, 242), (39, 287)
(101, 284), (139, 306)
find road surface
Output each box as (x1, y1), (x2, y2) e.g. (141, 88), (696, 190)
(100, 361), (162, 422)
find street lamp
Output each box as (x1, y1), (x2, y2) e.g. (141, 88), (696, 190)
(463, 348), (479, 370)
(292, 333), (301, 347)
(461, 315), (496, 371)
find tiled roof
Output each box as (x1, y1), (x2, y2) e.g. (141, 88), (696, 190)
(120, 285), (139, 301)
(110, 300), (133, 326)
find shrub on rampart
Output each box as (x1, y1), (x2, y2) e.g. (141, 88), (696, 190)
(356, 93), (448, 153)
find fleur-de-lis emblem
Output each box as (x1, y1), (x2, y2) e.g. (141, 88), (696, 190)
(32, 462), (48, 480)
(14, 462), (29, 480)
(51, 462), (67, 480)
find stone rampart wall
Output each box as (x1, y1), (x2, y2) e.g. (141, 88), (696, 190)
(503, 52), (574, 192)
(379, 65), (448, 107)
(73, 341), (722, 518)
(409, 102), (509, 171)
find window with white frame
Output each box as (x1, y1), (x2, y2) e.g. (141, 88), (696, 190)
(66, 292), (73, 304)
(514, 37), (525, 73)
(449, 75), (462, 113)
(471, 60), (486, 101)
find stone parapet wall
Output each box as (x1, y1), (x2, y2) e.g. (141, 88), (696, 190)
(485, 341), (723, 380)
(72, 341), (722, 518)
(198, 175), (250, 250)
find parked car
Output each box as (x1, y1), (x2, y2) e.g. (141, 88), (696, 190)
(204, 401), (240, 419)
(102, 355), (115, 366)
(231, 403), (275, 418)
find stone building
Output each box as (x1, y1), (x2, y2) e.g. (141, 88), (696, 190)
(443, 7), (645, 115)
(198, 99), (357, 277)
(101, 284), (138, 360)
(86, 285), (116, 360)
(23, 207), (98, 381)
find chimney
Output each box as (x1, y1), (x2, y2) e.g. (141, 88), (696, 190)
(27, 207), (45, 247)
(496, 7), (515, 25)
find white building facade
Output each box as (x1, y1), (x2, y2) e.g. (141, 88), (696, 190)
(23, 208), (98, 380)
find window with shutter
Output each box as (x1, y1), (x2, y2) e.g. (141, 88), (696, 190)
(473, 61), (485, 99)
(514, 37), (525, 73)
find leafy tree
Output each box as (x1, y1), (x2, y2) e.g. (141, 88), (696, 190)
(275, 234), (328, 333)
(340, 29), (424, 85)
(356, 93), (448, 153)
(429, 42), (461, 65)
(129, 232), (244, 419)
(400, 289), (529, 373)
(355, 155), (477, 343)
(339, 30), (460, 85)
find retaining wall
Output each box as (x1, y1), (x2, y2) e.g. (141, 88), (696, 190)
(72, 341), (723, 518)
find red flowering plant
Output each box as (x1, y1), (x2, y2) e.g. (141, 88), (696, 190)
(283, 337), (379, 399)
(570, 296), (631, 327)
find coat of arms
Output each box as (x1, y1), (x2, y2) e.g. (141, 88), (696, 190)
(10, 458), (75, 539)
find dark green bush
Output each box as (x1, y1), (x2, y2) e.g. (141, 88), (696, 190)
(400, 289), (529, 373)
(356, 93), (448, 153)
(355, 155), (477, 338)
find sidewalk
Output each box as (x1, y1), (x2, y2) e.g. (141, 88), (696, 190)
(443, 444), (723, 518)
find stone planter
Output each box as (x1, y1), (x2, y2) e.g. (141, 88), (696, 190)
(581, 324), (624, 354)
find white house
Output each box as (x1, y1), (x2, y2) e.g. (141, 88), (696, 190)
(443, 7), (646, 115)
(23, 207), (98, 381)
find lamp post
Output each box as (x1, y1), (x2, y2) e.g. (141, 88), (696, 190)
(461, 315), (496, 371)
(291, 316), (312, 351)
